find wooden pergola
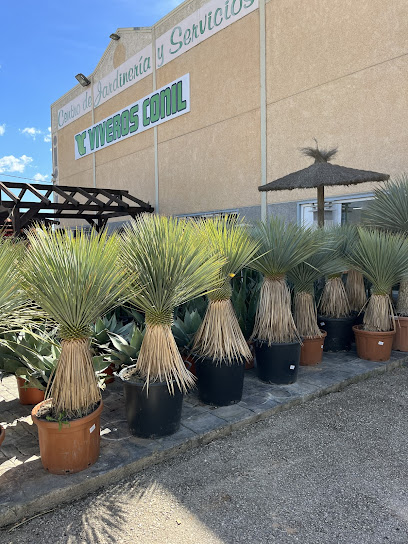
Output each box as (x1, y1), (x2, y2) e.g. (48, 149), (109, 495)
(0, 182), (154, 234)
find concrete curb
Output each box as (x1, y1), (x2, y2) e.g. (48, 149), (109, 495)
(1, 355), (407, 529)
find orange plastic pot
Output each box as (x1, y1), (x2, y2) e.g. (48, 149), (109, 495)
(104, 363), (115, 384)
(300, 331), (327, 366)
(0, 425), (5, 447)
(353, 325), (395, 362)
(31, 400), (103, 474)
(393, 316), (408, 352)
(16, 377), (45, 405)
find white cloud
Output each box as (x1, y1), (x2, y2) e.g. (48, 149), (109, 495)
(33, 173), (48, 182)
(0, 124), (5, 136)
(21, 127), (42, 140)
(0, 155), (33, 174)
(43, 127), (51, 143)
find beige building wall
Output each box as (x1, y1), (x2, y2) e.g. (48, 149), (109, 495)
(51, 0), (408, 222)
(264, 0), (408, 206)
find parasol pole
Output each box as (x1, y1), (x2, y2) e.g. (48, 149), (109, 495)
(317, 185), (325, 228)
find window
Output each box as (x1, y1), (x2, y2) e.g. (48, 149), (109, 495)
(299, 195), (373, 228)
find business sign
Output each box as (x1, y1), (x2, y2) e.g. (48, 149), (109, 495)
(58, 0), (258, 130)
(74, 74), (190, 159)
(156, 0), (257, 68)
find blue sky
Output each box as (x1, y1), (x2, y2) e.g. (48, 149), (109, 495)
(0, 0), (183, 184)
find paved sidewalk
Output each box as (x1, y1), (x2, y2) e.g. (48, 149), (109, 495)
(1, 349), (407, 528)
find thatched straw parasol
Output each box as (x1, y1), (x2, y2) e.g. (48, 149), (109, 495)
(258, 143), (389, 226)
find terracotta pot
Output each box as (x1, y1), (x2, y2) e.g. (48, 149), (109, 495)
(300, 331), (327, 366)
(31, 400), (103, 474)
(16, 376), (45, 405)
(0, 425), (5, 447)
(393, 316), (408, 352)
(104, 363), (115, 384)
(353, 325), (395, 362)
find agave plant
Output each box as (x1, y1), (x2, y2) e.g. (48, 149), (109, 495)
(92, 314), (134, 351)
(172, 309), (202, 355)
(347, 228), (408, 331)
(19, 227), (130, 418)
(364, 175), (408, 315)
(288, 248), (340, 338)
(249, 217), (319, 344)
(120, 214), (224, 392)
(106, 324), (145, 367)
(231, 268), (262, 340)
(0, 327), (60, 390)
(192, 216), (260, 363)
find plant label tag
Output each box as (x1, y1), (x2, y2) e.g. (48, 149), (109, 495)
(321, 345), (324, 349)
(320, 322), (325, 326)
(289, 365), (296, 370)
(378, 341), (384, 346)
(89, 424), (96, 433)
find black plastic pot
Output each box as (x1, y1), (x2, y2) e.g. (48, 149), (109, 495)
(118, 366), (183, 438)
(317, 315), (355, 352)
(254, 341), (301, 384)
(195, 357), (245, 406)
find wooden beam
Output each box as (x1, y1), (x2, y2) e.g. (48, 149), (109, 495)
(317, 186), (325, 228)
(26, 184), (51, 204)
(52, 185), (80, 206)
(0, 183), (19, 203)
(75, 187), (105, 207)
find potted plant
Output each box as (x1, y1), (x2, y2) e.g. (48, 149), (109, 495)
(92, 314), (135, 383)
(317, 226), (356, 351)
(118, 214), (224, 437)
(231, 268), (262, 369)
(364, 175), (408, 350)
(192, 217), (260, 406)
(105, 324), (145, 369)
(172, 307), (203, 375)
(20, 227), (129, 474)
(288, 249), (342, 365)
(249, 217), (318, 384)
(0, 327), (60, 405)
(348, 228), (408, 361)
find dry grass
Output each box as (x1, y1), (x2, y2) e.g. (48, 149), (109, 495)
(294, 292), (323, 338)
(251, 277), (300, 344)
(363, 294), (394, 332)
(346, 269), (367, 312)
(137, 324), (195, 394)
(46, 339), (100, 418)
(319, 277), (350, 318)
(193, 299), (251, 363)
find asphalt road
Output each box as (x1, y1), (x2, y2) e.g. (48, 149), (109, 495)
(2, 367), (408, 544)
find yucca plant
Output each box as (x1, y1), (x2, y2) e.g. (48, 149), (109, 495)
(19, 227), (130, 418)
(120, 214), (224, 392)
(347, 228), (408, 331)
(249, 217), (319, 344)
(192, 216), (259, 363)
(364, 175), (408, 315)
(288, 248), (340, 338)
(318, 225), (354, 318)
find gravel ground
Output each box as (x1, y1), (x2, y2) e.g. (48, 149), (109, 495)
(1, 367), (408, 544)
